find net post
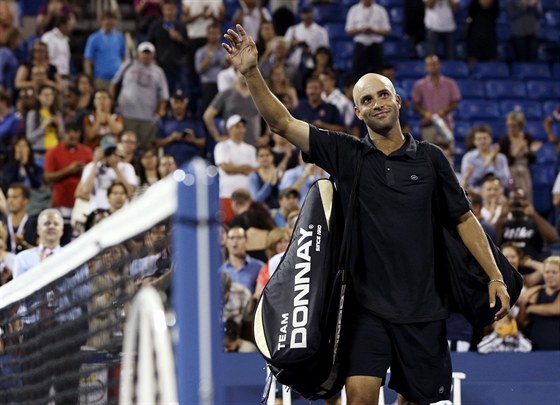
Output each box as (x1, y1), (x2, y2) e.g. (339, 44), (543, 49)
(173, 158), (223, 405)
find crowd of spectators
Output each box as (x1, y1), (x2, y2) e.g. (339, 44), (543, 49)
(0, 0), (558, 356)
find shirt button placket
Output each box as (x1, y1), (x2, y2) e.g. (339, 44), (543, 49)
(386, 162), (395, 185)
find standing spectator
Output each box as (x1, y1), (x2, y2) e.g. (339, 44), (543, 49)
(203, 71), (262, 146)
(232, 0), (272, 41)
(0, 91), (20, 148)
(83, 10), (126, 91)
(195, 22), (228, 115)
(75, 135), (138, 211)
(3, 184), (37, 254)
(110, 41), (169, 148)
(219, 225), (264, 294)
(424, 0), (460, 60)
(148, 0), (190, 94)
(15, 40), (63, 94)
(466, 0), (500, 64)
(505, 0), (541, 62)
(293, 76), (345, 132)
(284, 5), (329, 68)
(155, 89), (205, 167)
(404, 0), (426, 49)
(345, 0), (391, 81)
(461, 125), (510, 192)
(83, 89), (124, 149)
(213, 115), (258, 224)
(411, 54), (461, 143)
(0, 222), (16, 286)
(319, 69), (355, 130)
(0, 27), (22, 96)
(133, 0), (163, 43)
(248, 145), (281, 209)
(43, 122), (92, 244)
(36, 0), (76, 35)
(499, 110), (541, 201)
(516, 255), (560, 350)
(26, 84), (64, 155)
(40, 15), (72, 84)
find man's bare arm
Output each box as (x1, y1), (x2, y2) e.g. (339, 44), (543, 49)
(223, 25), (310, 154)
(456, 211), (510, 321)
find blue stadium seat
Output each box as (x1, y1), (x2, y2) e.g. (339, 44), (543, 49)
(394, 60), (425, 79)
(536, 143), (558, 165)
(324, 23), (347, 41)
(500, 100), (543, 119)
(454, 120), (471, 143)
(540, 27), (560, 42)
(544, 10), (560, 27)
(541, 0), (560, 10)
(440, 61), (469, 78)
(400, 78), (417, 96)
(532, 184), (553, 216)
(511, 62), (552, 79)
(496, 25), (510, 41)
(384, 40), (414, 60)
(485, 80), (527, 99)
(537, 43), (560, 62)
(470, 62), (510, 79)
(331, 41), (354, 72)
(543, 100), (560, 116)
(524, 119), (548, 141)
(531, 164), (557, 186)
(312, 4), (346, 24)
(456, 100), (501, 120)
(456, 79), (486, 99)
(390, 7), (404, 24)
(497, 42), (514, 62)
(525, 80), (560, 101)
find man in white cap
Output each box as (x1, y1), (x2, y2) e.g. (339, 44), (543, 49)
(213, 114), (258, 224)
(110, 41), (169, 147)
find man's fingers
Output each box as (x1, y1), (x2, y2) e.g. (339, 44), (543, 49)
(226, 28), (242, 43)
(236, 24), (248, 38)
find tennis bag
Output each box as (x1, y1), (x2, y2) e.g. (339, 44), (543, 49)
(253, 179), (347, 400)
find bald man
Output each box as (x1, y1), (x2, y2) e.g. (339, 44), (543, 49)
(223, 25), (510, 405)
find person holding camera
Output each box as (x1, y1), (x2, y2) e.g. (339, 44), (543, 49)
(25, 84), (64, 157)
(75, 135), (138, 212)
(495, 187), (560, 261)
(154, 89), (205, 166)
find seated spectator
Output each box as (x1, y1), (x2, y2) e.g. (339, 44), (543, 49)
(2, 183), (38, 254)
(107, 181), (129, 214)
(155, 89), (205, 167)
(0, 0), (15, 46)
(258, 36), (300, 89)
(83, 89), (124, 149)
(253, 227), (290, 299)
(554, 172), (560, 233)
(134, 146), (160, 198)
(0, 27), (22, 96)
(26, 84), (64, 157)
(75, 135), (138, 211)
(158, 154), (177, 177)
(14, 40), (63, 95)
(0, 222), (16, 286)
(468, 190), (496, 242)
(477, 313), (532, 353)
(0, 91), (20, 149)
(219, 225), (264, 296)
(302, 46), (334, 91)
(495, 187), (559, 261)
(270, 187), (300, 228)
(319, 69), (354, 130)
(543, 107), (560, 146)
(62, 85), (87, 128)
(75, 73), (95, 111)
(279, 155), (328, 204)
(499, 110), (542, 201)
(271, 132), (298, 172)
(248, 145), (281, 209)
(43, 122), (92, 245)
(501, 241), (544, 288)
(516, 255), (560, 350)
(293, 76), (345, 132)
(2, 137), (44, 191)
(460, 125), (510, 192)
(117, 130), (140, 168)
(221, 272), (254, 342)
(223, 318), (257, 352)
(267, 63), (299, 110)
(213, 115), (258, 223)
(480, 175), (506, 227)
(255, 20), (276, 61)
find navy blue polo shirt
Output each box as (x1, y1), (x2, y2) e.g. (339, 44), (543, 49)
(306, 125), (470, 323)
(293, 100), (344, 127)
(156, 114), (204, 166)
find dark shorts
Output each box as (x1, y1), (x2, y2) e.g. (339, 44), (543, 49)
(345, 304), (452, 404)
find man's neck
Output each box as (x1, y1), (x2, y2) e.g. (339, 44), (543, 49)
(369, 131), (406, 155)
(229, 254), (246, 269)
(42, 241), (59, 250)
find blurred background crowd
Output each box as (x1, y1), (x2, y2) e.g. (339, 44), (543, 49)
(0, 0), (558, 354)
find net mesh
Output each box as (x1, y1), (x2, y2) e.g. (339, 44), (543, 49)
(0, 187), (175, 405)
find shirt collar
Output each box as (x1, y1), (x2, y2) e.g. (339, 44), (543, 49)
(362, 132), (417, 158)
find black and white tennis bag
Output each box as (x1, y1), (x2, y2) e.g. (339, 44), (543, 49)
(253, 179), (347, 400)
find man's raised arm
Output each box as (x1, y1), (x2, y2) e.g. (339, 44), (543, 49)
(223, 24), (310, 154)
